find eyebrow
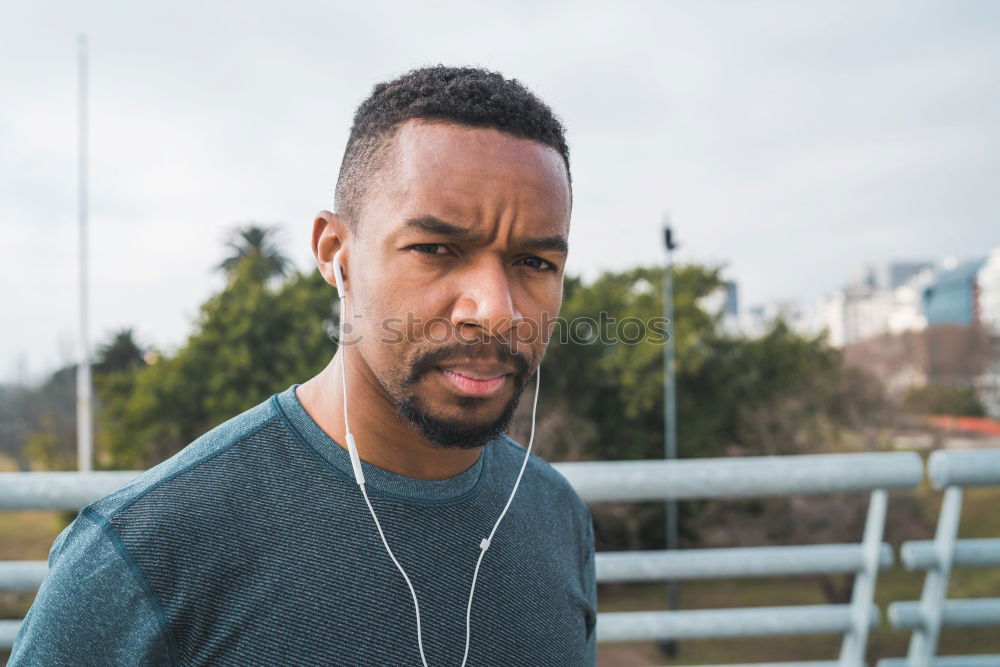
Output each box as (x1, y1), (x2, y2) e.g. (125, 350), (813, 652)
(403, 215), (568, 256)
(404, 215), (474, 238)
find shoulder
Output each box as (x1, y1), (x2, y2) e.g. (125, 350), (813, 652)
(9, 507), (177, 664)
(494, 434), (595, 575)
(495, 434), (591, 523)
(86, 393), (282, 521)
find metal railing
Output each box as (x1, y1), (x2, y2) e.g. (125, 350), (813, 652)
(554, 452), (924, 666)
(0, 470), (143, 650)
(0, 451), (936, 665)
(878, 449), (1000, 667)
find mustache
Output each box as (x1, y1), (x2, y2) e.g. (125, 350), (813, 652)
(405, 343), (532, 385)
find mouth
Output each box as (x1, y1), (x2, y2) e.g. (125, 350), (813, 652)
(436, 366), (512, 398)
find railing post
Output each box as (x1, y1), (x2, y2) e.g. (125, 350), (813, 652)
(907, 485), (963, 666)
(839, 488), (888, 666)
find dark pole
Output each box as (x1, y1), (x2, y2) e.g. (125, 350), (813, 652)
(660, 217), (679, 658)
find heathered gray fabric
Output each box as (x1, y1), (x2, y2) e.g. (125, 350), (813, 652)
(9, 384), (596, 666)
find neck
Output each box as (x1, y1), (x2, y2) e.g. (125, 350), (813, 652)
(296, 350), (483, 481)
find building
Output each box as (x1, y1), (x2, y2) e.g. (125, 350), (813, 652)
(889, 261), (935, 290)
(820, 264), (921, 347)
(977, 247), (1000, 335)
(720, 280), (741, 335)
(974, 247), (1000, 416)
(923, 258), (987, 326)
(888, 267), (935, 334)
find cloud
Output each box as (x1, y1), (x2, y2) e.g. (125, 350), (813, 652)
(2, 0), (998, 382)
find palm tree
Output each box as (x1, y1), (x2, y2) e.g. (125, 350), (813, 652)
(94, 327), (146, 374)
(217, 224), (292, 283)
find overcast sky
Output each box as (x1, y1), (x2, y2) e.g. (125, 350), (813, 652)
(2, 1), (998, 384)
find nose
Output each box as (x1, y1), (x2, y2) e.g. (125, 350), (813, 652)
(450, 257), (522, 339)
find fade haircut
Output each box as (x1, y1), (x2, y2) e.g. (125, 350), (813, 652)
(334, 65), (571, 230)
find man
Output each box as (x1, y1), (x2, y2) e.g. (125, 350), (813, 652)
(10, 65), (596, 666)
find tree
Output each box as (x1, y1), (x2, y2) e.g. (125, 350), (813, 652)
(217, 224), (291, 284)
(522, 264), (727, 552)
(19, 365), (77, 471)
(514, 266), (899, 555)
(96, 262), (337, 469)
(535, 264), (727, 463)
(94, 327), (147, 375)
(16, 327), (153, 471)
(902, 384), (986, 417)
(0, 384), (33, 469)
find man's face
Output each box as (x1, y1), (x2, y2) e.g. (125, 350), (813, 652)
(345, 120), (570, 449)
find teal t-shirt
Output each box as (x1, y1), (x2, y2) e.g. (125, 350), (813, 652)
(9, 384), (597, 666)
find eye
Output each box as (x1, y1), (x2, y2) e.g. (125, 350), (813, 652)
(410, 243), (452, 256)
(519, 256), (558, 272)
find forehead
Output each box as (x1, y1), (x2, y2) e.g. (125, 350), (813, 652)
(366, 120), (571, 238)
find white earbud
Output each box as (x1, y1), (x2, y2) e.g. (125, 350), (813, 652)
(332, 248), (346, 295)
(334, 245), (540, 667)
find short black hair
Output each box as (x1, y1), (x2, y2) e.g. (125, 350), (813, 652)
(334, 65), (571, 230)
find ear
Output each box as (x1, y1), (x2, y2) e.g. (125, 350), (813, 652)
(313, 210), (349, 289)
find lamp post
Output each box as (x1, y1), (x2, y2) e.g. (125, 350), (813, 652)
(76, 34), (93, 472)
(660, 217), (679, 657)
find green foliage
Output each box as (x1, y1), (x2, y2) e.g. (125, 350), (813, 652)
(902, 384), (986, 417)
(22, 423), (73, 471)
(543, 264), (727, 461)
(94, 327), (147, 375)
(16, 366), (77, 471)
(542, 269), (888, 463)
(540, 268), (893, 552)
(217, 224), (292, 284)
(691, 319), (890, 456)
(96, 261), (337, 469)
(0, 385), (33, 463)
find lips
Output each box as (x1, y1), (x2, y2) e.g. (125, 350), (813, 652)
(438, 363), (516, 380)
(437, 366), (511, 397)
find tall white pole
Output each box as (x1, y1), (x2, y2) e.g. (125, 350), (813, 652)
(76, 34), (93, 472)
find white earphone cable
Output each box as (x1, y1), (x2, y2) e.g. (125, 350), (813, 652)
(337, 290), (539, 667)
(460, 363), (539, 667)
(357, 472), (431, 666)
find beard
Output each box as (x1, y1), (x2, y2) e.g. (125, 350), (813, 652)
(380, 341), (534, 450)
